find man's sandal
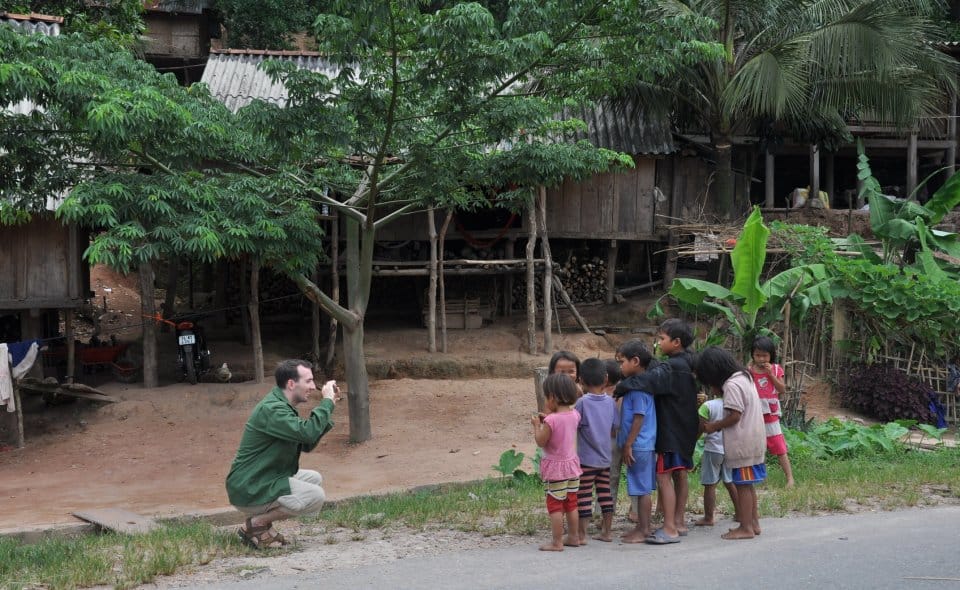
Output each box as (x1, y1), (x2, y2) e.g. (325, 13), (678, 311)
(238, 518), (286, 549)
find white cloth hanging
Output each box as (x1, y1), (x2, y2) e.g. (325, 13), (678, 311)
(0, 344), (14, 413)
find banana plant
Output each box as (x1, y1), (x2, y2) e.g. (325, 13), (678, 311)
(856, 140), (960, 271)
(652, 207), (833, 351)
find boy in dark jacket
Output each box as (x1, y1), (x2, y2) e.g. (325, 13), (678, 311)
(615, 319), (698, 544)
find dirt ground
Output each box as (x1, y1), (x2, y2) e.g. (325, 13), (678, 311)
(0, 266), (849, 533)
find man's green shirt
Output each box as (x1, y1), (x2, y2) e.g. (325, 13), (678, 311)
(225, 387), (334, 507)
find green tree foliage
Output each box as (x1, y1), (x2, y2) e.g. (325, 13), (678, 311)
(620, 0), (958, 216)
(1, 1), (711, 442)
(213, 0), (316, 49)
(0, 0), (145, 39)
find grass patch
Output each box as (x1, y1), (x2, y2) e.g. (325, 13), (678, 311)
(4, 446), (958, 589)
(0, 521), (246, 590)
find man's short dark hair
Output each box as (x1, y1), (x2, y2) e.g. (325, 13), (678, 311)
(275, 359), (313, 389)
(580, 357), (607, 387)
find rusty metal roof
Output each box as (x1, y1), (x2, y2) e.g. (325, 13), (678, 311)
(200, 49), (340, 112)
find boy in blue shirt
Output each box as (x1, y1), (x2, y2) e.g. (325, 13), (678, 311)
(615, 339), (657, 544)
(574, 358), (619, 543)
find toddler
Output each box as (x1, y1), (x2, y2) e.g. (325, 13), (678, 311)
(532, 373), (582, 551)
(748, 337), (794, 487)
(574, 358), (619, 543)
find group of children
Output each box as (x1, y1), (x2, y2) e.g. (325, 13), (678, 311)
(530, 319), (793, 551)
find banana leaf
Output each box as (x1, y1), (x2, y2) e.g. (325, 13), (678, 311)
(730, 207), (769, 324)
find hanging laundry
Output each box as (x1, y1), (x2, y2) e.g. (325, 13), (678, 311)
(0, 340), (41, 413)
(0, 344), (13, 413)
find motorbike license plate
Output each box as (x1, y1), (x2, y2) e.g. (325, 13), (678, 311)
(178, 334), (196, 345)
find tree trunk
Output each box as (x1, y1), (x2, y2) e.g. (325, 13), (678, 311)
(139, 260), (158, 388)
(536, 187), (553, 352)
(714, 139), (735, 217)
(438, 210), (453, 353)
(160, 256), (179, 333)
(343, 216), (373, 442)
(312, 263), (322, 362)
(325, 214), (340, 373)
(525, 195), (538, 354)
(249, 257), (264, 384)
(427, 208), (437, 353)
(239, 256), (251, 345)
(342, 322), (370, 442)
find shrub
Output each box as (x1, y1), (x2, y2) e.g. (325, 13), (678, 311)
(836, 363), (934, 423)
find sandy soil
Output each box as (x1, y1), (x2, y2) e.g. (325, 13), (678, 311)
(0, 266), (849, 534)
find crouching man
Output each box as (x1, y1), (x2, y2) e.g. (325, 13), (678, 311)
(226, 359), (338, 548)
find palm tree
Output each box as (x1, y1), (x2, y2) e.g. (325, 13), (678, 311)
(625, 0), (958, 216)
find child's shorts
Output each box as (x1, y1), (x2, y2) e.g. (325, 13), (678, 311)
(722, 463), (767, 485)
(625, 450), (656, 496)
(700, 450), (724, 486)
(766, 433), (788, 456)
(657, 451), (693, 474)
(544, 478), (580, 513)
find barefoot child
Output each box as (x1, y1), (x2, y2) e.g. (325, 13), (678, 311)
(695, 389), (740, 527)
(574, 358), (619, 543)
(532, 373), (582, 551)
(615, 339), (658, 544)
(749, 337), (795, 487)
(615, 319), (699, 545)
(697, 347), (766, 540)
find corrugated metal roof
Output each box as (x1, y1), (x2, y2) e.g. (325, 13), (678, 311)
(0, 12), (62, 36)
(200, 50), (339, 112)
(568, 99), (674, 155)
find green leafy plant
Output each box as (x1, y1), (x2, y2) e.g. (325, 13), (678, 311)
(492, 449), (528, 480)
(654, 207), (832, 352)
(784, 419), (913, 459)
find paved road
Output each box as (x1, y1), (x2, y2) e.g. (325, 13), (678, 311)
(179, 507), (960, 590)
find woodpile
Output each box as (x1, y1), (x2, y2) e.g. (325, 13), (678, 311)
(512, 255), (609, 308)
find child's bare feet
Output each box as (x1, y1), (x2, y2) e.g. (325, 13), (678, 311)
(620, 532), (646, 544)
(626, 512), (638, 523)
(578, 535), (588, 546)
(721, 527), (755, 540)
(563, 536), (580, 547)
(785, 479), (795, 488)
(592, 532), (614, 542)
(693, 518), (714, 526)
(539, 542), (564, 551)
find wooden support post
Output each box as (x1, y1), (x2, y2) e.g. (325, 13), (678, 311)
(65, 309), (75, 383)
(809, 144), (820, 200)
(504, 238), (515, 317)
(67, 223), (79, 299)
(552, 275), (591, 333)
(662, 230), (678, 290)
(525, 196), (538, 355)
(948, 91), (957, 180)
(824, 152), (835, 207)
(438, 211), (453, 353)
(907, 131), (918, 198)
(138, 261), (158, 388)
(12, 382), (24, 448)
(765, 150), (775, 208)
(605, 240), (617, 305)
(537, 188), (553, 353)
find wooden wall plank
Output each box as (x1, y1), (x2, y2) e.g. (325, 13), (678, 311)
(579, 175), (600, 235)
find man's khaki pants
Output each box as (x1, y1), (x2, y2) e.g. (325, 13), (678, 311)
(236, 469), (326, 517)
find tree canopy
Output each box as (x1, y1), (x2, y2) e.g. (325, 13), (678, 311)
(1, 0), (715, 441)
(620, 0), (959, 215)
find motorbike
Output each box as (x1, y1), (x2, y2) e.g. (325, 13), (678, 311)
(174, 318), (211, 384)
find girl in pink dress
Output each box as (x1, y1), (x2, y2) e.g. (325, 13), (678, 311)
(532, 373), (582, 551)
(749, 336), (795, 487)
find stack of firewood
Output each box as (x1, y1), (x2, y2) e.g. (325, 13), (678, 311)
(556, 255), (608, 303)
(512, 256), (609, 308)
